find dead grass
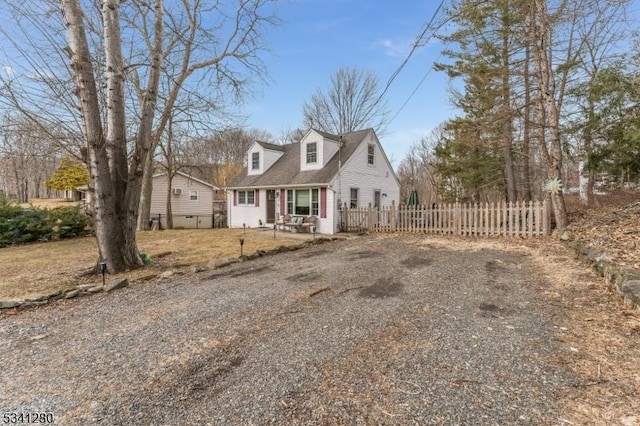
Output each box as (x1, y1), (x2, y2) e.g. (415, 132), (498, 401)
(0, 228), (308, 300)
(19, 198), (82, 209)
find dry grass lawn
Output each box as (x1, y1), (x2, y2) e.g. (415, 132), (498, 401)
(0, 228), (309, 300)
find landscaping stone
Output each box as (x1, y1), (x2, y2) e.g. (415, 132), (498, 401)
(160, 270), (175, 279)
(621, 280), (640, 306)
(105, 278), (129, 292)
(65, 289), (80, 299)
(22, 300), (48, 308)
(85, 286), (104, 294)
(0, 300), (23, 309)
(190, 265), (208, 273)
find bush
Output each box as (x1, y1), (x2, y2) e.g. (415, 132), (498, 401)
(0, 199), (88, 247)
(48, 205), (88, 239)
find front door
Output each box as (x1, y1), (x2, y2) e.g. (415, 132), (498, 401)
(266, 190), (276, 223)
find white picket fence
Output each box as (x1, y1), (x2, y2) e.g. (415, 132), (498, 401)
(339, 200), (551, 237)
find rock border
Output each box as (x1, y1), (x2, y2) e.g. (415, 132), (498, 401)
(562, 233), (640, 311)
(0, 237), (343, 313)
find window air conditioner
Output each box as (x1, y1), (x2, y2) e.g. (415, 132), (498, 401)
(172, 188), (182, 195)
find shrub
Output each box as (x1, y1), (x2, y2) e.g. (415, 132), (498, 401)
(0, 200), (88, 247)
(48, 205), (88, 239)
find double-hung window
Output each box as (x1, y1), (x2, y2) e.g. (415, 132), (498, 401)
(367, 144), (375, 165)
(295, 190), (310, 215)
(306, 142), (317, 164)
(189, 190), (198, 201)
(350, 188), (359, 208)
(238, 190), (255, 205)
(287, 189), (294, 214)
(311, 189), (319, 215)
(251, 152), (260, 170)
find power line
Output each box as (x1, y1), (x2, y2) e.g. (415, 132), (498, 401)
(389, 53), (443, 125)
(377, 0), (446, 102)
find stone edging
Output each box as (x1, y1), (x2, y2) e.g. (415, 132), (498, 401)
(562, 235), (640, 311)
(0, 237), (343, 312)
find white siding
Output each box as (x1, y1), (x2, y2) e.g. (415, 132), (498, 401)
(330, 131), (400, 211)
(300, 130), (340, 171)
(300, 135), (322, 171)
(247, 142), (283, 176)
(247, 145), (263, 176)
(227, 189), (265, 229)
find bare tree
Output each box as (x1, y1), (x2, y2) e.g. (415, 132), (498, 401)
(302, 66), (390, 135)
(0, 0), (278, 272)
(0, 115), (60, 202)
(135, 0), (279, 230)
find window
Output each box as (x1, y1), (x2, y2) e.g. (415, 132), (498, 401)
(189, 190), (198, 201)
(238, 190), (255, 205)
(295, 190), (310, 215)
(251, 152), (260, 170)
(285, 188), (320, 215)
(350, 188), (359, 208)
(311, 189), (319, 216)
(306, 142), (317, 164)
(367, 144), (375, 165)
(287, 189), (293, 214)
(374, 190), (381, 208)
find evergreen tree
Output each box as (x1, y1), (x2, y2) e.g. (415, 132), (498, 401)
(435, 0), (530, 202)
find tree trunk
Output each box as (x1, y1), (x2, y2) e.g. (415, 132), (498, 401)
(166, 172), (174, 229)
(137, 156), (154, 230)
(501, 1), (517, 203)
(522, 40), (533, 201)
(62, 0), (142, 273)
(530, 0), (568, 229)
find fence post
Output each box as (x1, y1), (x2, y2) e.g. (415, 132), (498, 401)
(543, 199), (550, 236)
(391, 201), (397, 232)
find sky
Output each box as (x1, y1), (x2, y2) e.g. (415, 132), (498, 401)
(244, 0), (456, 167)
(0, 1), (451, 169)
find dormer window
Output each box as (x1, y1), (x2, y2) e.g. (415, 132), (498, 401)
(251, 152), (260, 170)
(306, 142), (317, 164)
(367, 144), (375, 165)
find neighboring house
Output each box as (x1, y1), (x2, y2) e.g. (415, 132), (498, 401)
(151, 171), (224, 229)
(226, 128), (400, 234)
(79, 171), (225, 229)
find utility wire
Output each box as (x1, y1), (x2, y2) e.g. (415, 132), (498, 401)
(377, 0), (446, 103)
(389, 52), (443, 125)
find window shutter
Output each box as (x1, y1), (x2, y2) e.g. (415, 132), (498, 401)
(233, 190), (237, 206)
(280, 189), (285, 214)
(255, 189), (259, 207)
(320, 187), (327, 218)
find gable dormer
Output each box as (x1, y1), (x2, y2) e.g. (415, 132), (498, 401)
(300, 129), (340, 171)
(247, 141), (284, 175)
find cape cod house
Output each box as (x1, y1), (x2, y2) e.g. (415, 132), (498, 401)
(226, 128), (400, 234)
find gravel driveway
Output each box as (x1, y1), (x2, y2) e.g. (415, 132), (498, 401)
(1, 235), (579, 424)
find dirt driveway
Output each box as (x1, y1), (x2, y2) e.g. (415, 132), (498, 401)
(1, 235), (638, 425)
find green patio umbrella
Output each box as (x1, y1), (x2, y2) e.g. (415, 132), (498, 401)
(407, 189), (419, 208)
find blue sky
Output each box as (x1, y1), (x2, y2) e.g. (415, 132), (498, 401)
(246, 0), (455, 166)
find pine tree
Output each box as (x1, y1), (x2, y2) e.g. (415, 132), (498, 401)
(435, 0), (530, 202)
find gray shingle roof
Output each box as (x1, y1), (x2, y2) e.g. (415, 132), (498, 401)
(228, 128), (372, 188)
(255, 141), (285, 151)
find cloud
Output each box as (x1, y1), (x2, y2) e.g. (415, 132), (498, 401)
(376, 38), (412, 58)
